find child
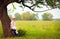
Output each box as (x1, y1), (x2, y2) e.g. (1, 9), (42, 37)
(10, 18), (18, 36)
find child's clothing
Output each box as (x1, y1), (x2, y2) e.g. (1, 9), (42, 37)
(10, 21), (18, 36)
(11, 21), (16, 29)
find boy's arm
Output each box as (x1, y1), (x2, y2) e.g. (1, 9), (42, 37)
(10, 24), (12, 29)
(10, 21), (13, 29)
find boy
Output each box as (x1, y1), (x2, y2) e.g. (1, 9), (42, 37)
(10, 18), (18, 36)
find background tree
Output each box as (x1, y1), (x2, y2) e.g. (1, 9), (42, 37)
(21, 12), (31, 20)
(30, 13), (37, 20)
(0, 0), (60, 37)
(42, 12), (53, 20)
(15, 13), (21, 20)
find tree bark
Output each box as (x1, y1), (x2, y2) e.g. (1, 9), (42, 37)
(0, 7), (12, 37)
(0, 0), (21, 37)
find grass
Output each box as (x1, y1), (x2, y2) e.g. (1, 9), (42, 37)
(0, 21), (60, 39)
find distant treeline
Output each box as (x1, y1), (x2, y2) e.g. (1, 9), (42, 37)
(8, 12), (58, 21)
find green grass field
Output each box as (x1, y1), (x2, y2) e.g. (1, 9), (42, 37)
(0, 21), (60, 39)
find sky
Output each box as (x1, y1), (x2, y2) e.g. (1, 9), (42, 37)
(7, 2), (60, 20)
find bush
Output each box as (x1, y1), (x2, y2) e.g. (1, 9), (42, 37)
(42, 12), (53, 20)
(18, 29), (26, 36)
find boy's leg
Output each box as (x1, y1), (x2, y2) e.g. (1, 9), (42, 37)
(15, 31), (19, 36)
(11, 29), (16, 36)
(11, 29), (19, 36)
(11, 29), (15, 36)
(13, 29), (19, 36)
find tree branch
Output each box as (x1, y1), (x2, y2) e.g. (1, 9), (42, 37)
(21, 0), (33, 10)
(20, 0), (54, 12)
(34, 8), (53, 12)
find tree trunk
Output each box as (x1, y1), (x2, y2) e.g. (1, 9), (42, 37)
(0, 7), (12, 37)
(0, 0), (21, 37)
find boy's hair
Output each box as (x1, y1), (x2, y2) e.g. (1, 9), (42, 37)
(12, 18), (16, 21)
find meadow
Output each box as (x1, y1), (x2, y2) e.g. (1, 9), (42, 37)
(0, 21), (60, 39)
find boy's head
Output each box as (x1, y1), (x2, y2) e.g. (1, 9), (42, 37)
(12, 18), (16, 21)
